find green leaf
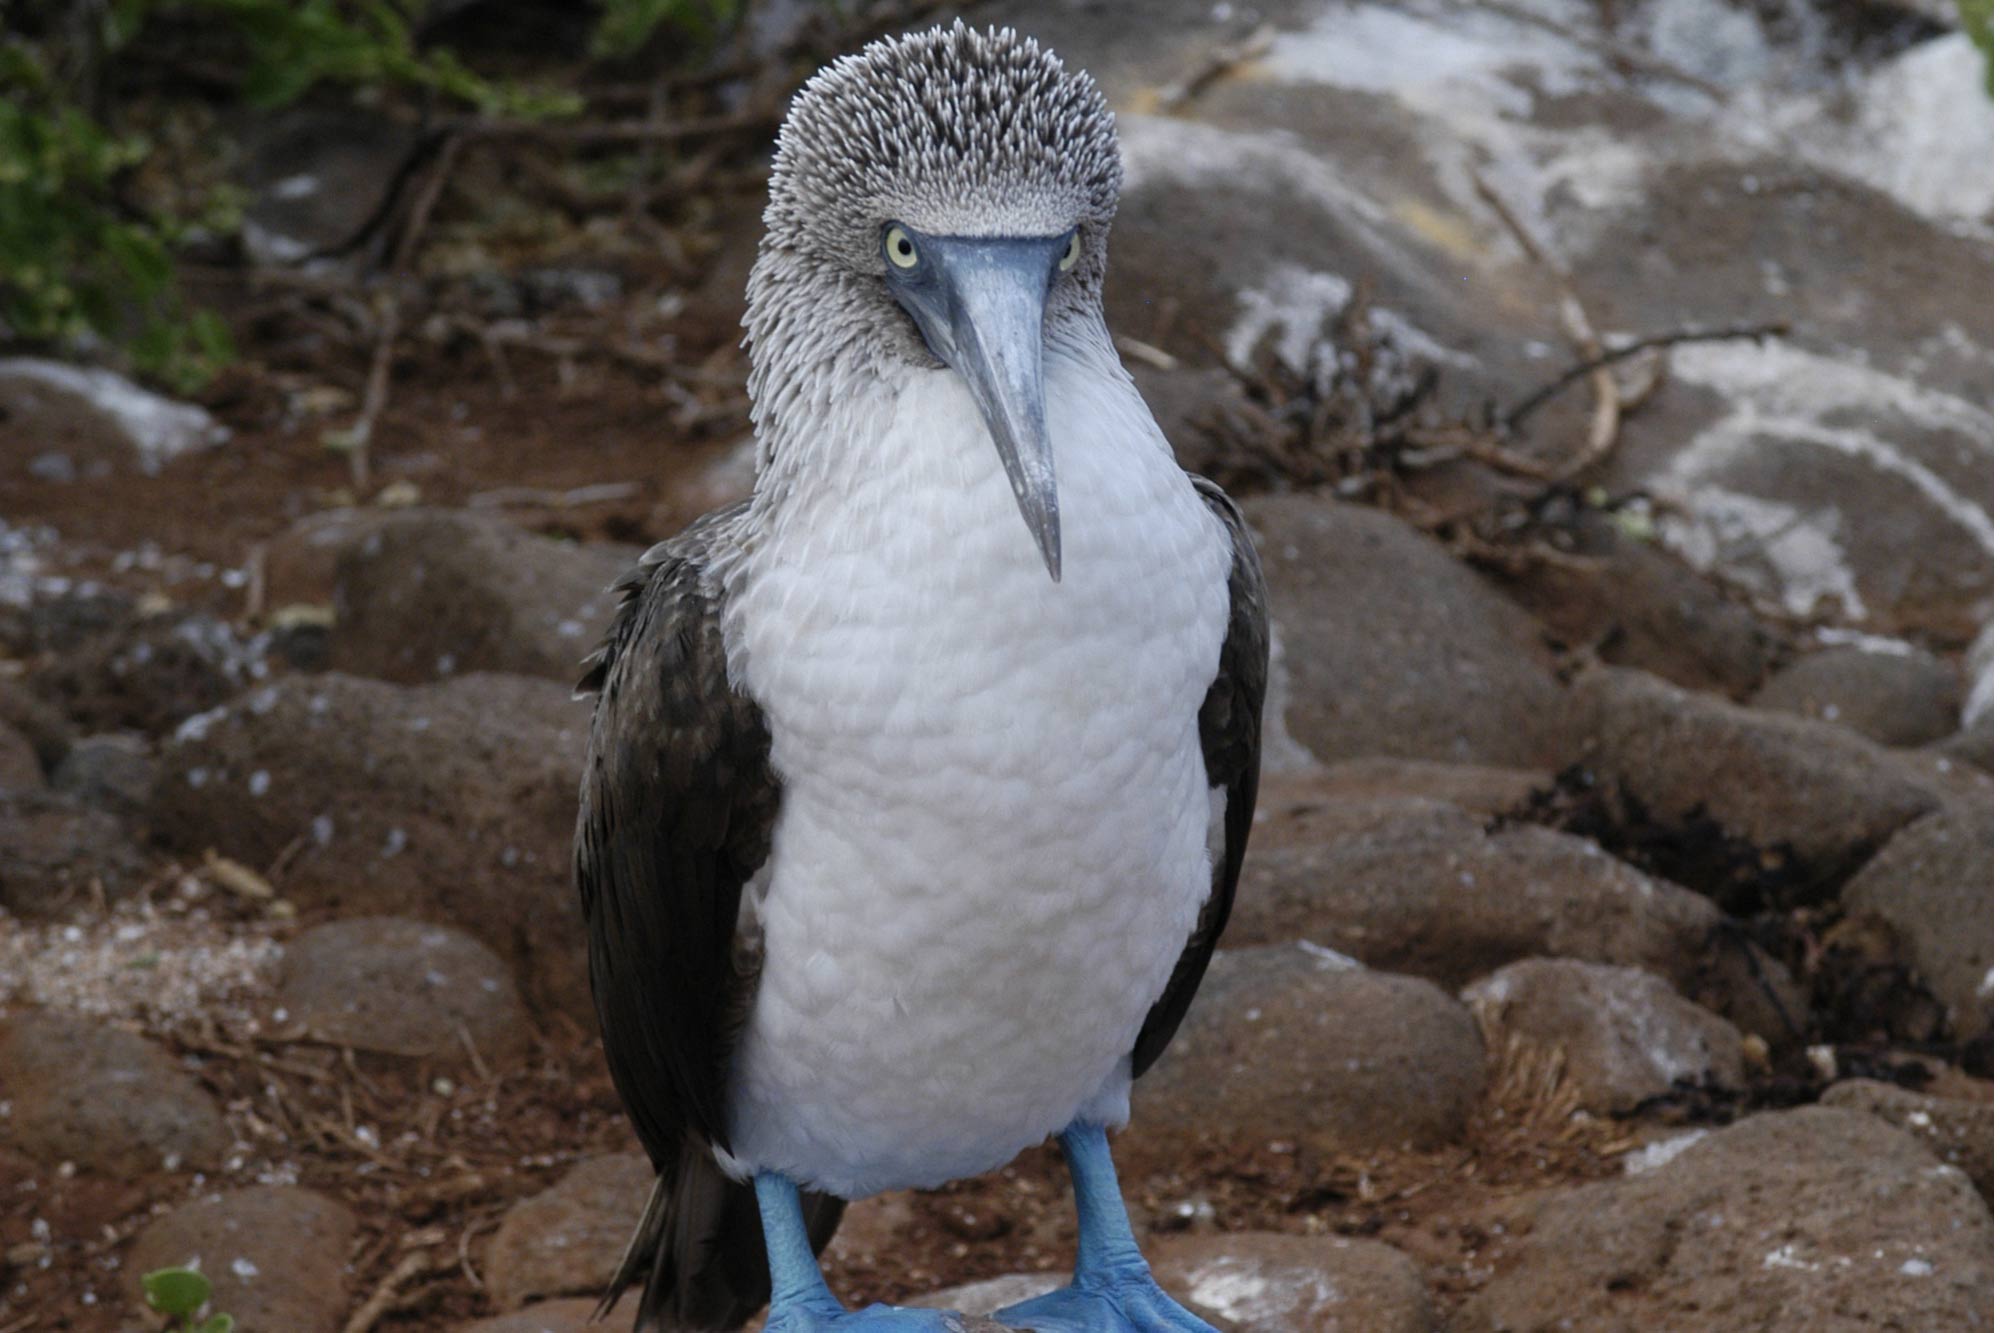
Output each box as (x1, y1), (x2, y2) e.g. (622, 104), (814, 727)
(195, 1315), (236, 1333)
(142, 1267), (211, 1317)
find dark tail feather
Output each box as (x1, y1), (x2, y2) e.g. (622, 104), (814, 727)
(594, 1142), (845, 1331)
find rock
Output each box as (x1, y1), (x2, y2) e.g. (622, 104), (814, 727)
(0, 1010), (229, 1175)
(1504, 513), (1776, 698)
(911, 1274), (1064, 1317)
(126, 1186), (355, 1333)
(235, 107), (420, 265)
(278, 917), (535, 1069)
(152, 671), (591, 1019)
(0, 718), (41, 790)
(329, 509), (638, 685)
(1128, 944), (1484, 1158)
(1451, 1107), (1993, 1332)
(0, 677), (73, 771)
(1153, 1231), (1433, 1332)
(485, 1153), (652, 1311)
(454, 1300), (602, 1333)
(1753, 645), (1963, 748)
(1232, 780), (1753, 1001)
(50, 732), (156, 818)
(259, 507), (395, 610)
(0, 789), (148, 917)
(1275, 759), (1547, 818)
(1461, 959), (1748, 1115)
(1244, 497), (1572, 769)
(1840, 809), (1994, 1040)
(0, 358), (227, 475)
(33, 610), (256, 736)
(1821, 1079), (1993, 1204)
(1575, 667), (1953, 886)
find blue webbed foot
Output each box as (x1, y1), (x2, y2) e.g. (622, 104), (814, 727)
(993, 1267), (1215, 1332)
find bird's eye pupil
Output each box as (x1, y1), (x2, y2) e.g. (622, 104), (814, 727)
(897, 239), (912, 256)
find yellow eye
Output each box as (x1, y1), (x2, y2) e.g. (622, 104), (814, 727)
(885, 226), (919, 270)
(1059, 231), (1082, 271)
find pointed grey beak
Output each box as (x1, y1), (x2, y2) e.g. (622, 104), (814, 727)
(885, 230), (1069, 582)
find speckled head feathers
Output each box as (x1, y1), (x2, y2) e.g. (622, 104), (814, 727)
(765, 22), (1122, 256)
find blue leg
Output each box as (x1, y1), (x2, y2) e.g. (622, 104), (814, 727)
(756, 1174), (964, 1331)
(993, 1124), (1216, 1332)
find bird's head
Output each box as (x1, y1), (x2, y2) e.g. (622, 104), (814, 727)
(747, 22), (1123, 582)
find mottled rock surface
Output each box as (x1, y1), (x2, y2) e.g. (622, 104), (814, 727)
(1130, 944), (1484, 1157)
(1754, 644), (1963, 748)
(1821, 1078), (1993, 1203)
(1840, 808), (1994, 1040)
(1462, 959), (1747, 1114)
(0, 718), (41, 790)
(1245, 497), (1571, 769)
(126, 1186), (356, 1333)
(0, 1010), (229, 1174)
(278, 916), (534, 1067)
(1452, 1107), (1993, 1331)
(485, 1153), (652, 1310)
(331, 508), (637, 685)
(0, 790), (147, 917)
(153, 671), (590, 1018)
(50, 731), (155, 818)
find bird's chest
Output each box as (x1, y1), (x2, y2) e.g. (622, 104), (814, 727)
(716, 368), (1230, 1193)
(730, 365), (1229, 863)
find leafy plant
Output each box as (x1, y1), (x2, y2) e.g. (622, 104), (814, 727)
(592, 0), (740, 60)
(142, 1266), (235, 1333)
(1959, 0), (1994, 94)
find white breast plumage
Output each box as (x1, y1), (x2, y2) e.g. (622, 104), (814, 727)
(718, 338), (1232, 1199)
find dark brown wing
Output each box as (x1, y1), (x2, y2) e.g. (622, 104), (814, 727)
(575, 505), (840, 1331)
(1130, 477), (1268, 1080)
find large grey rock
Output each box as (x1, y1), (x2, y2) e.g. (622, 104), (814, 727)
(484, 1153), (652, 1311)
(1840, 808), (1994, 1040)
(1821, 1079), (1993, 1204)
(1462, 959), (1748, 1114)
(1128, 944), (1485, 1158)
(1153, 1231), (1434, 1332)
(153, 671), (591, 1020)
(278, 916), (535, 1068)
(1246, 497), (1571, 769)
(1574, 667), (1966, 884)
(126, 1187), (355, 1333)
(331, 509), (637, 685)
(1451, 1107), (1993, 1332)
(1753, 645), (1964, 748)
(0, 1010), (230, 1175)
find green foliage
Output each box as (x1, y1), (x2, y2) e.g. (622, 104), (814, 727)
(0, 0), (591, 391)
(1959, 0), (1994, 94)
(0, 38), (233, 392)
(142, 1266), (234, 1331)
(592, 0), (740, 60)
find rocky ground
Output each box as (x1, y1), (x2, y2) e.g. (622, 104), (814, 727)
(0, 0), (1992, 1330)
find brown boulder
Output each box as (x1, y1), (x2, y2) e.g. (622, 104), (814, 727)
(1753, 644), (1963, 748)
(1153, 1231), (1433, 1332)
(1452, 1107), (1993, 1332)
(454, 1300), (602, 1333)
(330, 509), (637, 685)
(484, 1153), (652, 1310)
(1821, 1078), (1993, 1203)
(1461, 959), (1748, 1115)
(1231, 781), (1759, 1000)
(1839, 807), (1993, 1040)
(0, 1010), (230, 1175)
(1574, 667), (1955, 884)
(278, 916), (535, 1069)
(1129, 945), (1484, 1157)
(126, 1186), (355, 1333)
(153, 671), (591, 1020)
(0, 790), (147, 917)
(1245, 497), (1572, 769)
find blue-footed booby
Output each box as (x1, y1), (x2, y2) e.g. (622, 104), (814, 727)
(576, 23), (1268, 1332)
